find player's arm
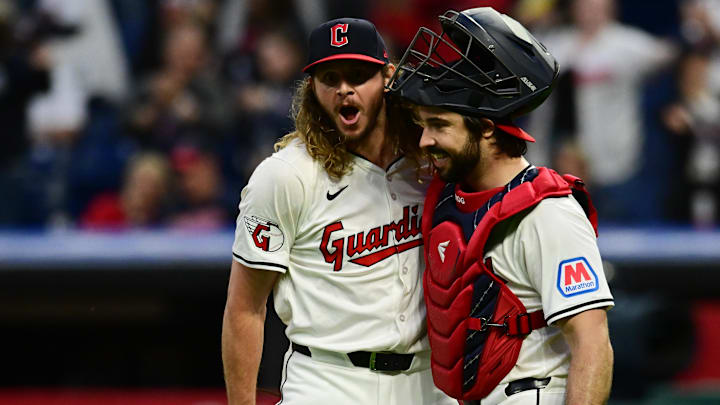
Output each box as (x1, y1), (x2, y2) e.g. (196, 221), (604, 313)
(556, 308), (613, 405)
(519, 197), (614, 404)
(222, 260), (280, 405)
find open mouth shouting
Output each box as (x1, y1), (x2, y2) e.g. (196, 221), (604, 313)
(338, 105), (361, 126)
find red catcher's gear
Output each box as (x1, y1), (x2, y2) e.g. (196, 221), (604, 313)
(421, 166), (597, 400)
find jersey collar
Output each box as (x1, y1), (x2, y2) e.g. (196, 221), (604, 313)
(453, 165), (536, 213)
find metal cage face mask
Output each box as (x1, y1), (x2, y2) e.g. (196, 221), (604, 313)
(389, 10), (521, 98)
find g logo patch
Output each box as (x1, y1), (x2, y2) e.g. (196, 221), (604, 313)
(244, 216), (284, 252)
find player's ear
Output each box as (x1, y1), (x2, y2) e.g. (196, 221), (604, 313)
(481, 118), (495, 139)
(383, 64), (396, 91)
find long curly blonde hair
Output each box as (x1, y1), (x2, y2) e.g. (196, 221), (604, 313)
(274, 66), (424, 180)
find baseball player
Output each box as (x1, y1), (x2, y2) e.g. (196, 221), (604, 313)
(389, 8), (614, 405)
(222, 18), (456, 405)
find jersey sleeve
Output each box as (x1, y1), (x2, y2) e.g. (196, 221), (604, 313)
(231, 155), (305, 273)
(519, 197), (614, 325)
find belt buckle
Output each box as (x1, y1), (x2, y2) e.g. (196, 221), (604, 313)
(369, 352), (377, 371)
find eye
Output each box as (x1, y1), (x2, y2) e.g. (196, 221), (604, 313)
(346, 67), (377, 85)
(427, 120), (448, 130)
(318, 71), (340, 86)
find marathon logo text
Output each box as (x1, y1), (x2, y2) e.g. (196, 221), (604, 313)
(556, 257), (599, 297)
(320, 205), (422, 271)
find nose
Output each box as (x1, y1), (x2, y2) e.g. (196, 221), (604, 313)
(419, 128), (434, 149)
(336, 80), (354, 96)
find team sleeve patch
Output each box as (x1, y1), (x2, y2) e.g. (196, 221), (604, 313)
(243, 215), (285, 252)
(556, 257), (599, 297)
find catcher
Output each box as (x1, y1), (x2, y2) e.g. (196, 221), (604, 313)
(389, 7), (615, 405)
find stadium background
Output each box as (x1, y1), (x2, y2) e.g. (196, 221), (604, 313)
(0, 0), (719, 403)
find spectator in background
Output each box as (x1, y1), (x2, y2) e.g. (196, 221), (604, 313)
(525, 0), (676, 222)
(127, 22), (230, 151)
(168, 142), (232, 230)
(1, 0), (130, 227)
(81, 152), (172, 229)
(680, 0), (720, 93)
(0, 3), (53, 225)
(669, 0), (720, 228)
(161, 0), (218, 29)
(215, 0), (319, 55)
(27, 0), (129, 142)
(225, 27), (304, 179)
(0, 3), (52, 169)
(663, 50), (720, 227)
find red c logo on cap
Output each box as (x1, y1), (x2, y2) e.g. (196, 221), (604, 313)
(330, 23), (349, 47)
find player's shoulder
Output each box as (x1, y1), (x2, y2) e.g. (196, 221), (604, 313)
(251, 138), (320, 183)
(267, 138), (317, 172)
(521, 194), (589, 230)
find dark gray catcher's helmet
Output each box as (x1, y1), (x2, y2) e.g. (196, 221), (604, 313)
(388, 7), (559, 120)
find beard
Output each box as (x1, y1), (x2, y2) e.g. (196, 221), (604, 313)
(427, 139), (481, 184)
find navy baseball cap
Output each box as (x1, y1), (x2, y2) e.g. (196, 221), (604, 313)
(303, 18), (390, 73)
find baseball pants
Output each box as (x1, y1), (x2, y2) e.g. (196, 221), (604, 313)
(276, 346), (457, 405)
(468, 376), (566, 405)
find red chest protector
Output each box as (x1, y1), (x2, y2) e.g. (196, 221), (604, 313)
(421, 166), (597, 400)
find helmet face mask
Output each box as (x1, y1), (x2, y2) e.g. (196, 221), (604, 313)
(389, 8), (559, 120)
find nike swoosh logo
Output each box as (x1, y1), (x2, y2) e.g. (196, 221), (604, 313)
(326, 185), (349, 201)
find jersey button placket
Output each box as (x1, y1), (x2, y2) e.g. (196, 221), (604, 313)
(397, 256), (411, 292)
(385, 169), (408, 316)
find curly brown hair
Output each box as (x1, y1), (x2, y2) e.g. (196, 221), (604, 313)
(275, 65), (424, 180)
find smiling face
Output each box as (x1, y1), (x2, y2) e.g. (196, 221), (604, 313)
(311, 60), (392, 142)
(415, 106), (486, 183)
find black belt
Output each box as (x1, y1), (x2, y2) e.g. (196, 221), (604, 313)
(291, 343), (414, 372)
(504, 377), (551, 396)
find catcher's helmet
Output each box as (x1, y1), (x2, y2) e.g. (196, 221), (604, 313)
(388, 7), (558, 120)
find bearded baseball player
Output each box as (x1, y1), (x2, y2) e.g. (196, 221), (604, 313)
(389, 8), (615, 405)
(222, 18), (456, 404)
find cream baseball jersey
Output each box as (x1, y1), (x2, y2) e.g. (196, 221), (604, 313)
(232, 139), (431, 354)
(480, 194), (614, 385)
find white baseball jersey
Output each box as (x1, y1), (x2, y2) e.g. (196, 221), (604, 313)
(232, 138), (431, 354)
(477, 193), (614, 387)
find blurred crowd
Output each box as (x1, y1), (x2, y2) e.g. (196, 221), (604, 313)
(0, 0), (718, 230)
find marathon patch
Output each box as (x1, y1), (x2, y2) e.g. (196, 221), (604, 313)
(244, 215), (285, 252)
(556, 257), (599, 297)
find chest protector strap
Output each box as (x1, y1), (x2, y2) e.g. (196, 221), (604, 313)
(421, 167), (597, 400)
